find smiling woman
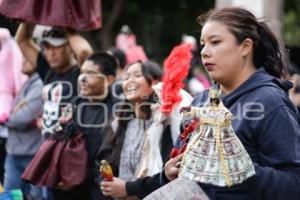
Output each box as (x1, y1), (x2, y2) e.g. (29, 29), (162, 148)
(122, 62), (161, 106)
(96, 60), (193, 199)
(98, 61), (164, 174)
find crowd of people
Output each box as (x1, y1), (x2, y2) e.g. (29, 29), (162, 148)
(0, 6), (300, 200)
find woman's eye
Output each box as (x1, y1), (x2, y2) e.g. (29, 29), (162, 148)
(211, 40), (220, 45)
(200, 44), (205, 50)
(123, 73), (142, 80)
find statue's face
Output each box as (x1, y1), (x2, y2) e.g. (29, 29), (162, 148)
(210, 98), (220, 106)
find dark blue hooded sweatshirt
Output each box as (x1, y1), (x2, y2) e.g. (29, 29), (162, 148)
(189, 68), (300, 200)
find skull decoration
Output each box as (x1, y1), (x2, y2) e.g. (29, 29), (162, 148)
(41, 82), (63, 134)
(42, 101), (60, 134)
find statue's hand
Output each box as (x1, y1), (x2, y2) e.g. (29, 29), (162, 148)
(180, 106), (192, 113)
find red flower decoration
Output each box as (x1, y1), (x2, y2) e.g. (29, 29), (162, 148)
(169, 118), (200, 158)
(161, 44), (192, 114)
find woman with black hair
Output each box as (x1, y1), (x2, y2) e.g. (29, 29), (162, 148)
(148, 7), (300, 200)
(97, 60), (192, 199)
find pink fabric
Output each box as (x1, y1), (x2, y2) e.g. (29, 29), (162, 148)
(0, 28), (27, 120)
(116, 33), (148, 64)
(0, 113), (8, 123)
(196, 74), (211, 89)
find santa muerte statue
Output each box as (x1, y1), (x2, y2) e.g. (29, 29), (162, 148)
(178, 87), (255, 187)
(145, 87), (255, 199)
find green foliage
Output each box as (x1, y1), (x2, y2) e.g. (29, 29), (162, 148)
(101, 0), (214, 62)
(283, 0), (300, 45)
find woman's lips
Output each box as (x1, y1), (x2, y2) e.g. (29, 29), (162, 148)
(203, 63), (215, 71)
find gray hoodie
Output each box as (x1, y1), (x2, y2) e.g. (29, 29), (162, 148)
(5, 73), (43, 155)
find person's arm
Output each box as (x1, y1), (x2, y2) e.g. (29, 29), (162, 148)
(125, 173), (163, 199)
(15, 23), (39, 69)
(5, 81), (43, 130)
(67, 32), (93, 65)
(253, 105), (300, 199)
(15, 23), (51, 82)
(125, 154), (183, 199)
(100, 175), (163, 199)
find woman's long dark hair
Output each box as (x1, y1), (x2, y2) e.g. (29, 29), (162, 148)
(96, 61), (163, 173)
(198, 7), (288, 78)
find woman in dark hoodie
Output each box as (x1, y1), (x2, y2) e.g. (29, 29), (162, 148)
(158, 7), (300, 200)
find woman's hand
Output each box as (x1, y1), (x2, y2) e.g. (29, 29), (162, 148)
(164, 153), (184, 181)
(101, 177), (127, 198)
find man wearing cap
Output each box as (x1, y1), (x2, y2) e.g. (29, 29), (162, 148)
(15, 23), (93, 199)
(16, 23), (92, 136)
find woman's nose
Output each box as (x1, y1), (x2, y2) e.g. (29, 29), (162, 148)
(201, 45), (210, 58)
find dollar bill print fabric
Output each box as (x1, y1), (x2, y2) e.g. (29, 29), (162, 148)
(179, 90), (255, 187)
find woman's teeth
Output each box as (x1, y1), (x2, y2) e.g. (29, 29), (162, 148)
(127, 87), (137, 92)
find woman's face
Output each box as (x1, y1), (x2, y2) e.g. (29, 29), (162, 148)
(200, 21), (245, 84)
(123, 63), (153, 103)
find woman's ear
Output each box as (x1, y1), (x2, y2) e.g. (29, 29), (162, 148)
(241, 38), (253, 57)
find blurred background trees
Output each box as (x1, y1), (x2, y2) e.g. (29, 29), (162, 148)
(1, 0), (300, 66)
(283, 0), (300, 68)
(283, 0), (300, 45)
(89, 0), (214, 62)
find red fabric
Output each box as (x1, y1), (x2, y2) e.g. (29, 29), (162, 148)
(22, 132), (88, 188)
(59, 133), (88, 186)
(170, 148), (181, 158)
(0, 0), (101, 30)
(22, 137), (65, 187)
(170, 117), (200, 158)
(161, 44), (192, 114)
(180, 119), (199, 140)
